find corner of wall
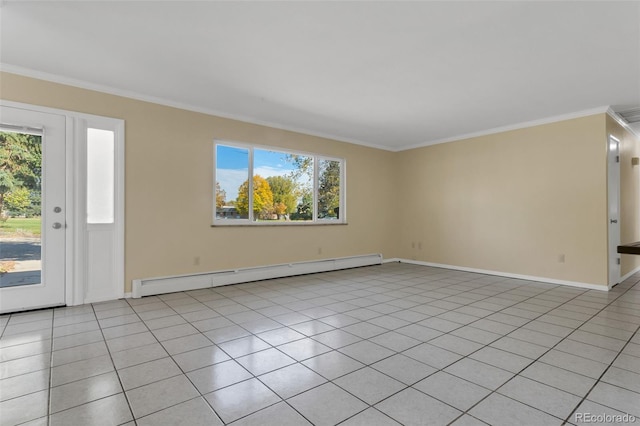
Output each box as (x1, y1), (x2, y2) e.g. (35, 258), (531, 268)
(607, 114), (640, 278)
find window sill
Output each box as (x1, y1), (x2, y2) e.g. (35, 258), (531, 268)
(211, 222), (348, 227)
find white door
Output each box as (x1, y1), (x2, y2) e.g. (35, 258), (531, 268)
(0, 106), (66, 313)
(607, 135), (621, 287)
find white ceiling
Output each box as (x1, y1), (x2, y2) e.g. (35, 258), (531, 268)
(1, 1), (639, 150)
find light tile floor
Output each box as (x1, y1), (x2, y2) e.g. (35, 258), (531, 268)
(1, 263), (639, 426)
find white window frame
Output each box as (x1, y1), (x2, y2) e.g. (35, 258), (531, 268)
(213, 140), (346, 226)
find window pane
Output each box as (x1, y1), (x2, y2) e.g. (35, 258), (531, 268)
(87, 128), (114, 224)
(287, 154), (314, 222)
(0, 131), (42, 287)
(214, 143), (343, 225)
(317, 159), (341, 220)
(216, 145), (249, 220)
(253, 149), (313, 222)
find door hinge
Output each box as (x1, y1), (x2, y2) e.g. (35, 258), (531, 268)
(616, 156), (619, 163)
(617, 258), (621, 265)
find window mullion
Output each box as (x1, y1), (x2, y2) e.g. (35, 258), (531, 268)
(248, 147), (254, 222)
(340, 159), (346, 223)
(313, 156), (318, 222)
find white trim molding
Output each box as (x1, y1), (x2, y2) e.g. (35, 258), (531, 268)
(619, 265), (640, 286)
(393, 258), (611, 292)
(132, 254), (383, 298)
(607, 108), (640, 139)
(402, 106), (612, 151)
(1, 66), (622, 153)
(0, 65), (391, 152)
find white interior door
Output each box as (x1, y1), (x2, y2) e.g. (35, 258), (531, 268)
(608, 134), (621, 287)
(0, 106), (66, 313)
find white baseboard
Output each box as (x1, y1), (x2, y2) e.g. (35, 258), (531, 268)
(126, 255), (627, 300)
(619, 265), (640, 284)
(395, 258), (610, 292)
(83, 294), (129, 304)
(132, 254), (383, 298)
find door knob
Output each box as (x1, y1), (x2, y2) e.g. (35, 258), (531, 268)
(610, 219), (618, 224)
(52, 222), (63, 229)
(53, 206), (62, 213)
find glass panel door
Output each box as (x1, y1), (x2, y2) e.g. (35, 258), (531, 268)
(0, 106), (66, 313)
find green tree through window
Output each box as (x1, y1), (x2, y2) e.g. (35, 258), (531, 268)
(0, 132), (42, 217)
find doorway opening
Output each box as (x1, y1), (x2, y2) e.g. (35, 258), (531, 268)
(607, 134), (621, 287)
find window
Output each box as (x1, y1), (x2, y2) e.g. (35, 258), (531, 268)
(87, 128), (115, 224)
(214, 142), (345, 225)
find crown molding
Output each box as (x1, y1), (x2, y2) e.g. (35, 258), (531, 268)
(0, 63), (394, 152)
(398, 106), (613, 152)
(606, 107), (640, 139)
(2, 64), (625, 153)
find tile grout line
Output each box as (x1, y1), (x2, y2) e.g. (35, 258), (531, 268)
(123, 295), (261, 423)
(122, 295), (228, 424)
(92, 302), (140, 424)
(359, 277), (600, 425)
(42, 304), (137, 424)
(46, 309), (53, 426)
(284, 271), (591, 425)
(447, 276), (640, 425)
(423, 283), (621, 423)
(130, 268), (637, 425)
(176, 266), (632, 422)
(172, 266), (637, 424)
(124, 293), (299, 425)
(170, 268), (462, 424)
(2, 264), (638, 426)
(560, 316), (640, 425)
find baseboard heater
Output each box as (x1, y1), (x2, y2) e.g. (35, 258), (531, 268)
(131, 253), (383, 298)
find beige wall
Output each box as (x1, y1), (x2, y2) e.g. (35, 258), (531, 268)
(394, 115), (610, 287)
(607, 115), (640, 277)
(2, 71), (630, 291)
(0, 72), (397, 292)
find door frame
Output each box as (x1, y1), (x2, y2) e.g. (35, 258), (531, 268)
(607, 134), (621, 287)
(1, 100), (125, 307)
